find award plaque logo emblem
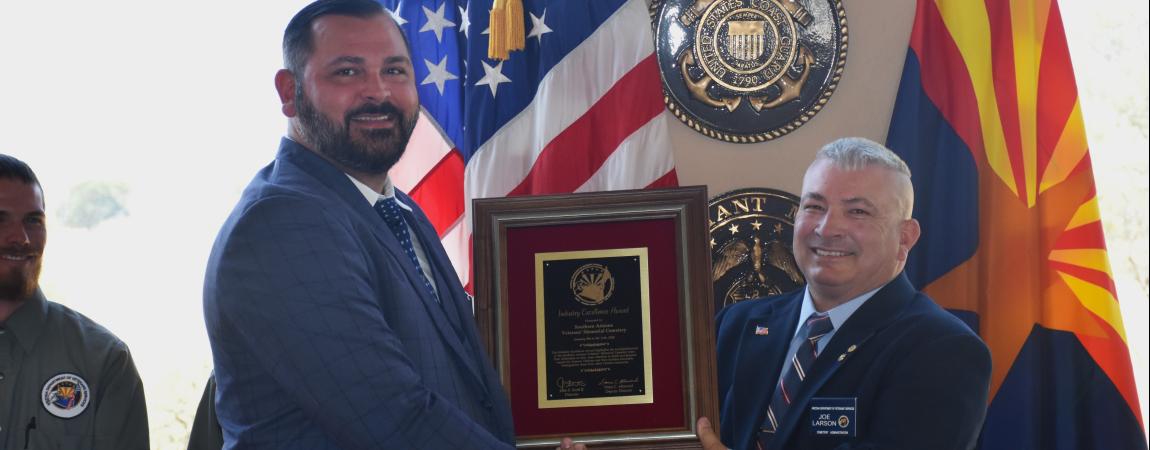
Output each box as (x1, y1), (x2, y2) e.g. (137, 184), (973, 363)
(653, 0), (848, 142)
(570, 263), (616, 306)
(709, 188), (805, 311)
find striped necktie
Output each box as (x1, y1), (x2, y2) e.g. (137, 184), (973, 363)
(374, 197), (438, 301)
(758, 312), (834, 449)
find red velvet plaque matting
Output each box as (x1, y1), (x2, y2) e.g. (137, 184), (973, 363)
(505, 218), (686, 437)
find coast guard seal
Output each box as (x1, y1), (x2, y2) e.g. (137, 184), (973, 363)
(653, 0), (847, 142)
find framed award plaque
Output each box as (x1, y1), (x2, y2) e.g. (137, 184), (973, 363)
(473, 186), (718, 448)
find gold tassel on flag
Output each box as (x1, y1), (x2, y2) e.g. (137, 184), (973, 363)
(488, 0), (525, 60)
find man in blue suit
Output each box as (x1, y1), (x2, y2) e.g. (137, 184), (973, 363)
(696, 138), (992, 450)
(202, 1), (517, 448)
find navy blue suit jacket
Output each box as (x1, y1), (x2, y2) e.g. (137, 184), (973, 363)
(203, 139), (515, 449)
(715, 274), (991, 450)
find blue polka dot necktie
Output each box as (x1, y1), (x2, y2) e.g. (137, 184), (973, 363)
(375, 197), (438, 301)
(758, 312), (834, 449)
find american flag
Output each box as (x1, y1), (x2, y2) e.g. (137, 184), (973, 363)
(382, 0), (678, 291)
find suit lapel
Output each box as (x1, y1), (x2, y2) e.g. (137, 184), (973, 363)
(398, 198), (467, 333)
(731, 293), (802, 447)
(772, 275), (917, 446)
(365, 196), (487, 388)
(278, 141), (487, 388)
(402, 201), (511, 427)
(397, 191), (488, 385)
(278, 143), (425, 294)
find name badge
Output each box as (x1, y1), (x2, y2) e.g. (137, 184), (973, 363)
(809, 397), (857, 437)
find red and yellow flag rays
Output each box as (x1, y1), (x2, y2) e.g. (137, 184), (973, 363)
(919, 0), (1140, 423)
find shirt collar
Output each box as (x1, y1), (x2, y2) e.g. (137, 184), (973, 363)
(281, 136), (411, 212)
(794, 284), (882, 338)
(2, 289), (49, 353)
(344, 173), (412, 212)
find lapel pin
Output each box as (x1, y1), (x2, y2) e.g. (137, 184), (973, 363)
(838, 344), (860, 362)
(754, 325), (769, 335)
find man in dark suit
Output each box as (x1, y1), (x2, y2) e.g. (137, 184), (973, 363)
(202, 1), (517, 448)
(696, 137), (992, 450)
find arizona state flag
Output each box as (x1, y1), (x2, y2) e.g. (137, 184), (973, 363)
(886, 0), (1146, 448)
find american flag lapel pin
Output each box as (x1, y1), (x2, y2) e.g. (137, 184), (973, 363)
(754, 325), (769, 336)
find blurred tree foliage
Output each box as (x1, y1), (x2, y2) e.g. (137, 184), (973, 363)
(56, 181), (130, 229)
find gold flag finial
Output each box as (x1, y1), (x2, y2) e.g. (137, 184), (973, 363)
(488, 0), (525, 60)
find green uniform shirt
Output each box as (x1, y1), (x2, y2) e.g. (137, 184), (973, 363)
(0, 290), (149, 449)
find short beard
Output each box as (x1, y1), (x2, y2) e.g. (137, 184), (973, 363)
(294, 85), (418, 175)
(0, 259), (39, 302)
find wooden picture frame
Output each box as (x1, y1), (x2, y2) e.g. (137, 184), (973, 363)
(473, 186), (718, 448)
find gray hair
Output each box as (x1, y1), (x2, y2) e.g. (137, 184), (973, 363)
(813, 137), (915, 218)
(815, 137), (912, 178)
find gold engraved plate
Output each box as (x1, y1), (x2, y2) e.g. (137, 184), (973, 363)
(535, 248), (654, 408)
(709, 188), (805, 310)
(653, 0), (848, 142)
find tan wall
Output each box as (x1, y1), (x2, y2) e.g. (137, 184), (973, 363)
(663, 0), (918, 198)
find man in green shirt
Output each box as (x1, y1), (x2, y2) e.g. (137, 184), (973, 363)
(0, 154), (149, 449)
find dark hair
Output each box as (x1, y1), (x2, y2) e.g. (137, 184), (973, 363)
(0, 154), (41, 189)
(283, 0), (409, 74)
